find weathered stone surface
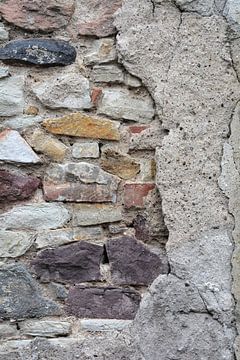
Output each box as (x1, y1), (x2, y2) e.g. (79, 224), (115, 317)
(90, 64), (124, 83)
(108, 224), (127, 234)
(124, 183), (155, 209)
(48, 282), (68, 300)
(80, 319), (132, 332)
(91, 87), (102, 107)
(72, 142), (99, 158)
(223, 0), (240, 31)
(43, 112), (120, 140)
(175, 0), (226, 15)
(66, 286), (141, 319)
(72, 204), (122, 226)
(0, 75), (24, 116)
(43, 162), (119, 202)
(106, 236), (168, 285)
(32, 70), (92, 110)
(3, 116), (42, 130)
(0, 264), (59, 319)
(75, 0), (122, 37)
(100, 148), (140, 180)
(83, 38), (116, 66)
(0, 323), (17, 338)
(129, 123), (165, 150)
(0, 67), (9, 78)
(0, 130), (41, 164)
(0, 39), (76, 66)
(98, 88), (154, 122)
(24, 106), (39, 116)
(0, 170), (40, 201)
(0, 23), (9, 41)
(20, 320), (71, 337)
(138, 158), (156, 181)
(32, 241), (103, 284)
(26, 128), (67, 161)
(36, 226), (104, 249)
(0, 230), (35, 258)
(0, 203), (70, 230)
(0, 0), (75, 32)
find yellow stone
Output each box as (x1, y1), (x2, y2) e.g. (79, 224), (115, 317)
(42, 112), (120, 141)
(26, 129), (68, 162)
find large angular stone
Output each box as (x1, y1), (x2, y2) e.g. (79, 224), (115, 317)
(0, 264), (59, 320)
(72, 204), (122, 226)
(20, 320), (71, 337)
(0, 130), (41, 164)
(106, 236), (169, 285)
(0, 0), (75, 32)
(32, 241), (103, 284)
(98, 88), (154, 122)
(43, 113), (120, 140)
(100, 148), (140, 180)
(75, 0), (122, 37)
(83, 38), (117, 66)
(0, 170), (40, 201)
(66, 286), (141, 319)
(0, 230), (35, 258)
(0, 39), (76, 66)
(43, 162), (119, 202)
(0, 75), (24, 116)
(32, 70), (92, 110)
(0, 203), (70, 230)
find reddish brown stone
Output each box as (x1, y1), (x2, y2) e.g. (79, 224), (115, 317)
(0, 170), (40, 202)
(91, 87), (102, 107)
(66, 286), (140, 319)
(0, 0), (75, 32)
(31, 241), (103, 284)
(133, 214), (150, 242)
(76, 0), (122, 37)
(128, 125), (149, 134)
(124, 183), (155, 209)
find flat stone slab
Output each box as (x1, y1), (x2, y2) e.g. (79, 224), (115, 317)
(66, 286), (141, 319)
(0, 264), (59, 320)
(72, 204), (122, 226)
(106, 236), (169, 285)
(0, 39), (76, 66)
(0, 0), (75, 32)
(32, 241), (103, 284)
(0, 76), (24, 116)
(0, 230), (35, 258)
(0, 169), (40, 202)
(20, 320), (71, 337)
(80, 319), (132, 332)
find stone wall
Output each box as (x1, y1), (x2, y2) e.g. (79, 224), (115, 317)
(1, 0), (240, 359)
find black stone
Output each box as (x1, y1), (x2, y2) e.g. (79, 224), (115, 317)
(0, 264), (59, 320)
(106, 236), (169, 286)
(66, 286), (141, 319)
(0, 39), (76, 66)
(31, 241), (103, 284)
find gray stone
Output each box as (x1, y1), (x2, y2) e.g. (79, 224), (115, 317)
(98, 88), (154, 123)
(108, 224), (128, 234)
(174, 0), (226, 15)
(80, 319), (132, 332)
(66, 286), (141, 319)
(0, 23), (9, 41)
(129, 122), (166, 150)
(20, 320), (71, 337)
(0, 130), (41, 164)
(90, 64), (124, 83)
(0, 67), (9, 78)
(0, 230), (35, 258)
(0, 264), (59, 319)
(0, 75), (24, 116)
(83, 38), (117, 66)
(0, 323), (17, 338)
(32, 69), (92, 110)
(0, 203), (70, 230)
(2, 115), (42, 130)
(48, 283), (68, 300)
(72, 142), (99, 158)
(72, 204), (122, 226)
(223, 0), (240, 32)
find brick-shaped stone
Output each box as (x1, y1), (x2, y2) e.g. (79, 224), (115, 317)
(0, 170), (40, 202)
(124, 183), (155, 209)
(43, 112), (120, 141)
(0, 75), (24, 117)
(72, 204), (122, 226)
(72, 142), (99, 159)
(0, 0), (75, 32)
(32, 241), (103, 284)
(20, 320), (71, 337)
(106, 236), (169, 285)
(66, 286), (141, 319)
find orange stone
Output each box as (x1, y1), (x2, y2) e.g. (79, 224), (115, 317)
(42, 112), (120, 141)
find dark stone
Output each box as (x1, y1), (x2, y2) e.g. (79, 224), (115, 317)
(0, 39), (76, 66)
(106, 236), (169, 286)
(0, 264), (60, 320)
(66, 286), (141, 319)
(133, 214), (150, 242)
(0, 169), (40, 202)
(31, 241), (103, 284)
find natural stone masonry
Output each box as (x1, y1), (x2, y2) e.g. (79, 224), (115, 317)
(72, 204), (122, 226)
(19, 320), (71, 338)
(83, 38), (117, 66)
(0, 230), (35, 258)
(0, 75), (24, 116)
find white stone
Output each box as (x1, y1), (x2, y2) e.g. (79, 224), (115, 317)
(124, 73), (141, 87)
(0, 129), (41, 164)
(97, 88), (154, 123)
(0, 203), (71, 230)
(20, 320), (71, 337)
(90, 64), (124, 83)
(0, 75), (24, 116)
(0, 323), (17, 337)
(0, 67), (9, 78)
(0, 230), (35, 258)
(32, 70), (92, 110)
(72, 142), (99, 158)
(0, 23), (9, 41)
(3, 116), (42, 130)
(83, 38), (117, 66)
(224, 0), (240, 31)
(80, 319), (132, 332)
(72, 204), (122, 226)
